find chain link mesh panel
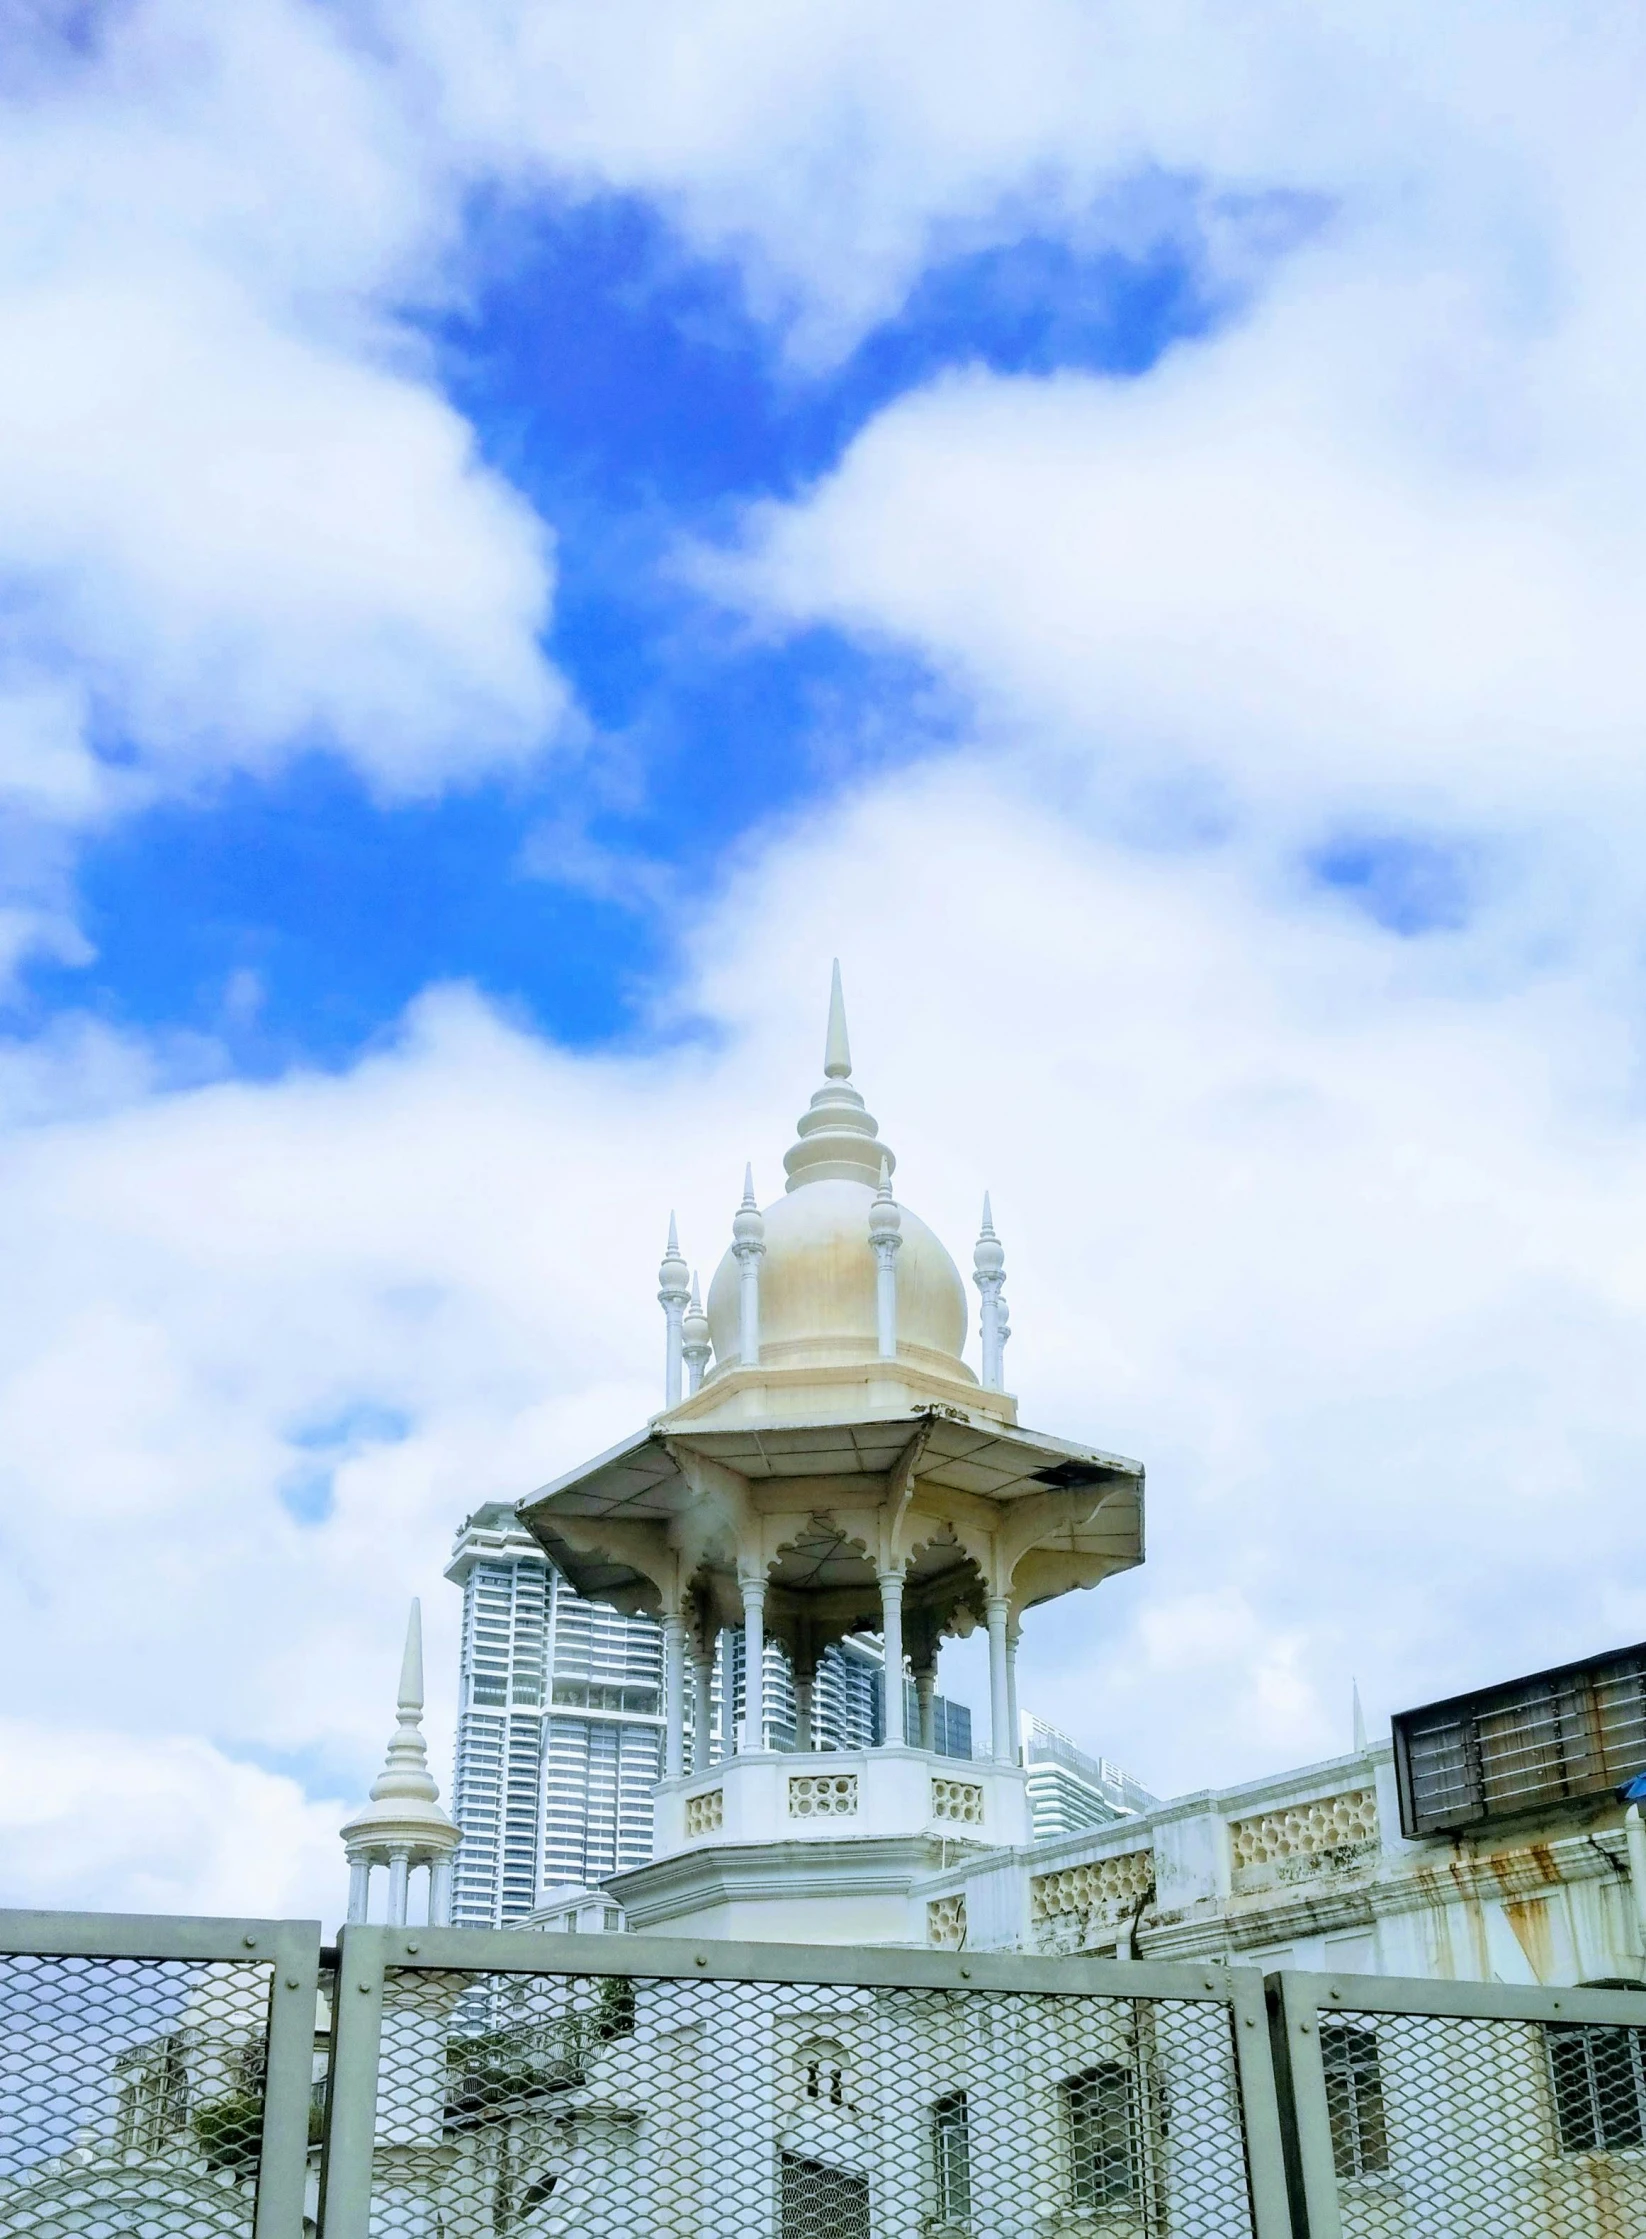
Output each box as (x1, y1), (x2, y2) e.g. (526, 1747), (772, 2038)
(362, 1967), (1257, 2239)
(1326, 2005), (1646, 2238)
(0, 1951), (281, 2237)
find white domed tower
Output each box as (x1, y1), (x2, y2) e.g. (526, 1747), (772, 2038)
(520, 967), (1144, 1945)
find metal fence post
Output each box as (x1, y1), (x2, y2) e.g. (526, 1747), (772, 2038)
(254, 1918), (325, 2239)
(1268, 1971), (1342, 2239)
(1228, 1964), (1296, 2239)
(316, 1923), (388, 2239)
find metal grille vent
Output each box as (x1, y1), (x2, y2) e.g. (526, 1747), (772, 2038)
(1393, 1643), (1646, 1835)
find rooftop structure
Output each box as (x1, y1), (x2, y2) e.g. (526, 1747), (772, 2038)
(340, 1600), (460, 1926)
(519, 964), (1144, 1942)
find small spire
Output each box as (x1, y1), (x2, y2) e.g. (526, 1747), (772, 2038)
(398, 1598), (424, 1718)
(667, 1211), (679, 1255)
(1352, 1679), (1368, 1753)
(974, 1193), (1005, 1279)
(824, 959), (852, 1079)
(742, 1163), (757, 1208)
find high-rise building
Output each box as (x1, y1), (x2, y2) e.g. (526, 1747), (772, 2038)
(446, 1504), (666, 1927)
(1020, 1713), (1156, 1840)
(447, 1504), (975, 1926)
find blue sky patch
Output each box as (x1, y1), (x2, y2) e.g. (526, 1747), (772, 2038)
(18, 183), (1290, 1066)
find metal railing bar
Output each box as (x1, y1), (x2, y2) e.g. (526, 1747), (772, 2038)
(1299, 1968), (1646, 2026)
(0, 1907), (321, 1963)
(354, 1924), (1253, 2002)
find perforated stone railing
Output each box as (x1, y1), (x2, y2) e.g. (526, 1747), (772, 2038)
(684, 1787), (723, 1837)
(930, 1777), (985, 1826)
(1229, 1789), (1379, 1885)
(925, 1894), (968, 1948)
(788, 1772), (858, 1818)
(1030, 1847), (1155, 1949)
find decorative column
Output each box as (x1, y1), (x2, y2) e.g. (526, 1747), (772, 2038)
(879, 1569), (906, 1746)
(1628, 1805), (1646, 1954)
(692, 1638), (716, 1770)
(741, 1574), (767, 1750)
(662, 1609), (686, 1780)
(974, 1195), (1006, 1390)
(429, 1856), (452, 1926)
(387, 1850), (410, 1926)
(733, 1167), (765, 1366)
(997, 1290), (1011, 1386)
(682, 1275), (711, 1395)
(347, 1859), (371, 1924)
(914, 1662), (937, 1753)
(1005, 1618), (1022, 1765)
(658, 1216), (690, 1407)
(870, 1157), (902, 1359)
(986, 1593), (1012, 1764)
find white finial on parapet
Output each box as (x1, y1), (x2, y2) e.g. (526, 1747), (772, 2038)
(824, 957), (852, 1079)
(341, 1599), (460, 1927)
(682, 1272), (711, 1395)
(732, 1165), (766, 1366)
(1352, 1679), (1368, 1754)
(658, 1212), (690, 1408)
(974, 1194), (1007, 1389)
(869, 1154), (902, 1360)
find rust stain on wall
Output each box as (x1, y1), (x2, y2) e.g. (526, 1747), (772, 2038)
(1504, 1896), (1554, 1981)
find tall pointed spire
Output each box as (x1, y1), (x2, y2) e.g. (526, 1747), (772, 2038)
(824, 957), (852, 1079)
(341, 1598), (459, 1926)
(659, 1213), (690, 1407)
(974, 1194), (1007, 1389)
(1352, 1678), (1368, 1753)
(783, 962), (892, 1190)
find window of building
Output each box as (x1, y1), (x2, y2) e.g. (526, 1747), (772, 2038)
(932, 2091), (971, 2226)
(1320, 2021), (1389, 2179)
(781, 2153), (870, 2239)
(1065, 2062), (1137, 2210)
(1547, 2024), (1646, 2153)
(799, 2039), (849, 2109)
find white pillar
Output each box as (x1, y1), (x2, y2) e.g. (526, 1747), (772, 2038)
(429, 1856), (452, 1926)
(879, 1570), (906, 1746)
(987, 1595), (1012, 1764)
(659, 1216), (689, 1409)
(741, 1577), (766, 1749)
(916, 1665), (937, 1753)
(974, 1195), (1006, 1390)
(870, 1158), (901, 1360)
(387, 1850), (410, 1926)
(347, 1859), (370, 1924)
(795, 1670), (815, 1753)
(662, 1610), (686, 1780)
(1628, 1806), (1646, 1956)
(733, 1167), (765, 1367)
(1006, 1621), (1021, 1765)
(692, 1643), (715, 1771)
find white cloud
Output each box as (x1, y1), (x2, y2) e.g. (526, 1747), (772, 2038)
(0, 0), (564, 910)
(5, 765), (1646, 1906)
(0, 1719), (345, 1922)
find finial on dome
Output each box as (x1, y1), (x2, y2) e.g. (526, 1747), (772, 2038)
(825, 958), (852, 1079)
(783, 964), (894, 1190)
(974, 1194), (1007, 1389)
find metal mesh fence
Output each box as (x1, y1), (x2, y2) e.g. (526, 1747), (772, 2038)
(362, 1965), (1259, 2239)
(1325, 2005), (1646, 2238)
(0, 1950), (278, 2238)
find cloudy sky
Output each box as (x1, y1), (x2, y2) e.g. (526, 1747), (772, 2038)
(3, 1), (1646, 1927)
